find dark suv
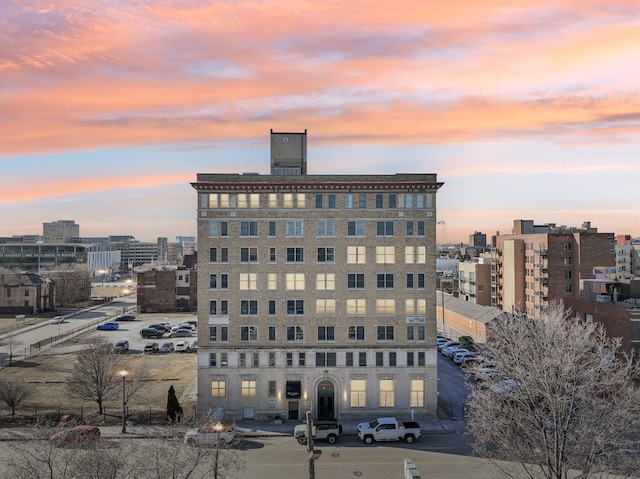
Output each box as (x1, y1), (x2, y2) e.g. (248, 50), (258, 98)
(114, 339), (129, 354)
(140, 328), (164, 339)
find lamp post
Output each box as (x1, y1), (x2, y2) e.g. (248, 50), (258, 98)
(100, 269), (106, 287)
(119, 370), (127, 433)
(214, 422), (223, 479)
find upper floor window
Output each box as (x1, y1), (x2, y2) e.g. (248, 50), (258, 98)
(268, 221), (277, 237)
(346, 299), (366, 314)
(237, 193), (260, 208)
(286, 273), (305, 290)
(240, 247), (258, 263)
(406, 273), (425, 289)
(209, 221), (229, 237)
(347, 221), (365, 237)
(209, 247), (228, 263)
(317, 326), (335, 341)
(316, 352), (336, 367)
(347, 246), (366, 264)
(317, 221), (335, 237)
(345, 194), (354, 208)
(207, 193), (230, 208)
(348, 325), (365, 341)
(286, 221), (304, 237)
(287, 325), (304, 341)
(287, 299), (305, 315)
(375, 194), (384, 208)
(388, 194), (396, 208)
(317, 247), (335, 263)
(240, 221), (258, 237)
(240, 326), (258, 341)
(240, 299), (258, 315)
(377, 325), (394, 341)
(239, 273), (258, 290)
(316, 273), (335, 290)
(376, 299), (395, 314)
(348, 273), (365, 289)
(376, 221), (394, 236)
(376, 273), (394, 289)
(268, 193), (278, 208)
(376, 246), (395, 264)
(286, 247), (304, 263)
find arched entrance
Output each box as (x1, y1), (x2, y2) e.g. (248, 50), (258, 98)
(316, 380), (335, 420)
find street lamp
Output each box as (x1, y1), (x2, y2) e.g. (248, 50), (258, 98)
(99, 269), (106, 287)
(119, 370), (127, 433)
(214, 422), (223, 479)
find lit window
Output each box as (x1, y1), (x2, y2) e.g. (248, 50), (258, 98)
(350, 379), (366, 407)
(211, 380), (226, 398)
(346, 299), (366, 314)
(268, 273), (277, 290)
(379, 379), (394, 407)
(286, 273), (305, 290)
(239, 273), (258, 290)
(316, 299), (336, 314)
(376, 246), (395, 264)
(410, 379), (424, 407)
(376, 299), (395, 314)
(347, 246), (366, 264)
(241, 379), (257, 398)
(316, 273), (335, 290)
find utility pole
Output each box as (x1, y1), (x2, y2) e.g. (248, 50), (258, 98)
(307, 410), (315, 479)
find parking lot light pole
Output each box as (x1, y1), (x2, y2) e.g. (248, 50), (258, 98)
(120, 370), (127, 433)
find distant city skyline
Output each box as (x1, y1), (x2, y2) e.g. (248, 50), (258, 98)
(2, 1), (639, 244)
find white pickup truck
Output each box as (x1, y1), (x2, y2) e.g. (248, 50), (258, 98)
(357, 417), (421, 444)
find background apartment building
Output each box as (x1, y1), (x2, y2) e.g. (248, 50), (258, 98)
(192, 130), (443, 422)
(492, 220), (615, 318)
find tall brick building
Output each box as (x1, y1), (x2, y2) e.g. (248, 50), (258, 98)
(491, 220), (615, 319)
(191, 130), (443, 422)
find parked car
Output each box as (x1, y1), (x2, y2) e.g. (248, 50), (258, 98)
(442, 346), (468, 357)
(184, 422), (236, 446)
(160, 342), (175, 353)
(437, 340), (461, 352)
(157, 322), (173, 331)
(96, 322), (119, 331)
(50, 316), (65, 324)
(190, 340), (198, 352)
(149, 323), (171, 332)
(453, 351), (478, 364)
(114, 339), (129, 354)
(115, 314), (136, 321)
(175, 340), (190, 353)
(144, 342), (160, 354)
(50, 425), (101, 446)
(170, 329), (192, 338)
(173, 323), (195, 332)
(140, 328), (164, 339)
(357, 417), (421, 444)
(294, 419), (342, 445)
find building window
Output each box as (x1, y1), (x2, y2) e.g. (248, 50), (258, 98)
(376, 221), (394, 236)
(240, 300), (258, 315)
(565, 284), (573, 293)
(347, 246), (366, 264)
(388, 194), (396, 208)
(209, 353), (216, 367)
(406, 299), (426, 315)
(317, 325), (335, 341)
(418, 352), (425, 366)
(209, 300), (217, 315)
(209, 326), (217, 341)
(358, 194), (366, 208)
(317, 247), (335, 263)
(268, 381), (277, 397)
(315, 194), (323, 208)
(239, 353), (246, 367)
(240, 221), (258, 237)
(286, 221), (304, 237)
(564, 257), (573, 266)
(240, 326), (258, 342)
(286, 247), (304, 263)
(346, 299), (366, 315)
(209, 274), (217, 289)
(406, 221), (414, 236)
(346, 352), (354, 366)
(220, 222), (229, 236)
(565, 270), (573, 279)
(405, 194), (414, 208)
(252, 352), (259, 367)
(240, 247), (258, 263)
(345, 194), (354, 208)
(221, 352), (228, 367)
(348, 325), (365, 341)
(376, 246), (395, 264)
(347, 221), (365, 237)
(268, 221), (277, 236)
(269, 352), (275, 367)
(287, 326), (304, 341)
(268, 273), (277, 290)
(389, 352), (397, 366)
(286, 299), (304, 315)
(299, 352), (306, 366)
(269, 300), (276, 315)
(375, 194), (384, 208)
(376, 273), (394, 289)
(376, 299), (395, 315)
(347, 273), (365, 289)
(239, 273), (258, 290)
(207, 193), (230, 209)
(377, 325), (394, 340)
(286, 273), (305, 290)
(211, 380), (226, 397)
(417, 221), (425, 235)
(268, 193), (277, 208)
(317, 220), (335, 237)
(407, 325), (426, 341)
(316, 273), (335, 290)
(237, 193), (260, 208)
(350, 379), (366, 407)
(220, 300), (228, 315)
(316, 352), (337, 367)
(327, 194), (336, 208)
(209, 247), (218, 262)
(411, 379), (424, 407)
(316, 299), (336, 314)
(406, 273), (425, 289)
(286, 352), (293, 366)
(359, 352), (367, 367)
(241, 379), (257, 398)
(376, 352), (384, 367)
(407, 351), (414, 366)
(268, 325), (276, 341)
(379, 379), (394, 408)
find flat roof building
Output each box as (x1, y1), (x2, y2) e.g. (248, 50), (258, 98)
(191, 130), (443, 422)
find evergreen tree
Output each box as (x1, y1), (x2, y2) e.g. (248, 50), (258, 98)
(166, 385), (183, 423)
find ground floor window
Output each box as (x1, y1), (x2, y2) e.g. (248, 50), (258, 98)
(379, 379), (394, 408)
(241, 379), (257, 398)
(350, 379), (366, 407)
(410, 379), (424, 407)
(211, 379), (226, 398)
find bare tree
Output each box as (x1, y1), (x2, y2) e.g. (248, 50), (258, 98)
(467, 303), (640, 479)
(65, 339), (123, 414)
(47, 265), (91, 308)
(0, 378), (31, 416)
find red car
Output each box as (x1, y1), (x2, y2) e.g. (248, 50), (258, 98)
(50, 425), (101, 446)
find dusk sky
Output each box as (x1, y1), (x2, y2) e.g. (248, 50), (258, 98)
(2, 1), (639, 245)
